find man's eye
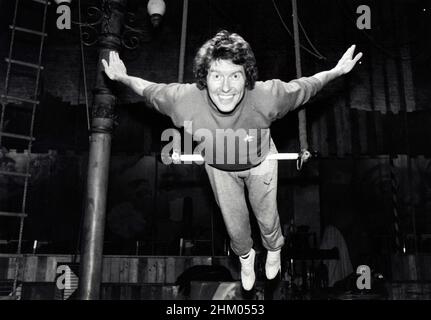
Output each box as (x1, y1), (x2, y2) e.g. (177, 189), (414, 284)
(213, 74), (220, 79)
(232, 73), (241, 80)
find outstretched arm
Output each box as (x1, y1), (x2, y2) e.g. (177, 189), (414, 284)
(269, 45), (363, 119)
(102, 51), (189, 121)
(101, 51), (155, 96)
(312, 44), (363, 86)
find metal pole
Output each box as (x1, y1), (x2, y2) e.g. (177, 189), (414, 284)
(291, 0), (308, 152)
(78, 0), (127, 300)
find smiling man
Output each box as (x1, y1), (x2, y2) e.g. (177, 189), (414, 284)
(206, 59), (246, 113)
(102, 30), (362, 291)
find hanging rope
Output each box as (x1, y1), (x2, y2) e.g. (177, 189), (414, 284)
(272, 0), (326, 60)
(298, 19), (326, 60)
(291, 0), (311, 171)
(78, 0), (91, 136)
(389, 156), (405, 253)
(270, 0), (319, 170)
(178, 0), (188, 83)
(73, 0), (92, 263)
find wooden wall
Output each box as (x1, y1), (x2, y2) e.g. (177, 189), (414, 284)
(0, 254), (240, 284)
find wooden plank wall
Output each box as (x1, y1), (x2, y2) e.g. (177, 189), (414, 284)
(100, 284), (181, 300)
(0, 255), (240, 284)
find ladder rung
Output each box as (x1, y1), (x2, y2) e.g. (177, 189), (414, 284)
(32, 0), (51, 5)
(1, 94), (39, 105)
(0, 211), (27, 218)
(9, 26), (47, 37)
(0, 132), (35, 141)
(0, 170), (31, 178)
(5, 58), (44, 70)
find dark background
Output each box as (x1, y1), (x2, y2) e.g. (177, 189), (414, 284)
(0, 0), (430, 277)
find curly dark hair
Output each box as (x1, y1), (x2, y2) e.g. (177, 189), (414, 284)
(193, 30), (258, 90)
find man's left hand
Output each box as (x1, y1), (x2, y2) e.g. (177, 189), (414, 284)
(334, 45), (363, 75)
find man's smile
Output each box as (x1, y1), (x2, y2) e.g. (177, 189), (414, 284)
(218, 94), (236, 103)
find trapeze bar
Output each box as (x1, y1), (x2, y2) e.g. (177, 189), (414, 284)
(173, 153), (300, 162)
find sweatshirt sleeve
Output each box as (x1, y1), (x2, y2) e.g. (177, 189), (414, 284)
(141, 83), (190, 118)
(259, 76), (323, 121)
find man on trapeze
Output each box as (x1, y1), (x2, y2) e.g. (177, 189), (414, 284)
(102, 30), (362, 291)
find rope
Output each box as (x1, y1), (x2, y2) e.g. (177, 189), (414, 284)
(298, 19), (326, 60)
(178, 0), (188, 83)
(78, 0), (91, 135)
(389, 156), (404, 253)
(271, 0), (326, 60)
(291, 0), (311, 171)
(73, 0), (92, 263)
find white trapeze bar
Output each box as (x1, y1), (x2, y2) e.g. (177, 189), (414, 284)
(173, 153), (300, 162)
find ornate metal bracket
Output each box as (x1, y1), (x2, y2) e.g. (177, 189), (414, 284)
(71, 0), (154, 49)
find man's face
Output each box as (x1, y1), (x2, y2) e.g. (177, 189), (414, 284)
(206, 59), (246, 113)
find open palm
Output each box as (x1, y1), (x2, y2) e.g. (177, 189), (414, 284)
(102, 51), (127, 81)
(335, 45), (363, 75)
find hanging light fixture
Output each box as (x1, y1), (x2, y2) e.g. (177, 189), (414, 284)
(147, 0), (166, 27)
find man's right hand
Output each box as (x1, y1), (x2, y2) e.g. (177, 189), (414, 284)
(102, 51), (127, 81)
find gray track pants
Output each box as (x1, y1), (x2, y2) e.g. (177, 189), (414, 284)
(205, 140), (285, 256)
